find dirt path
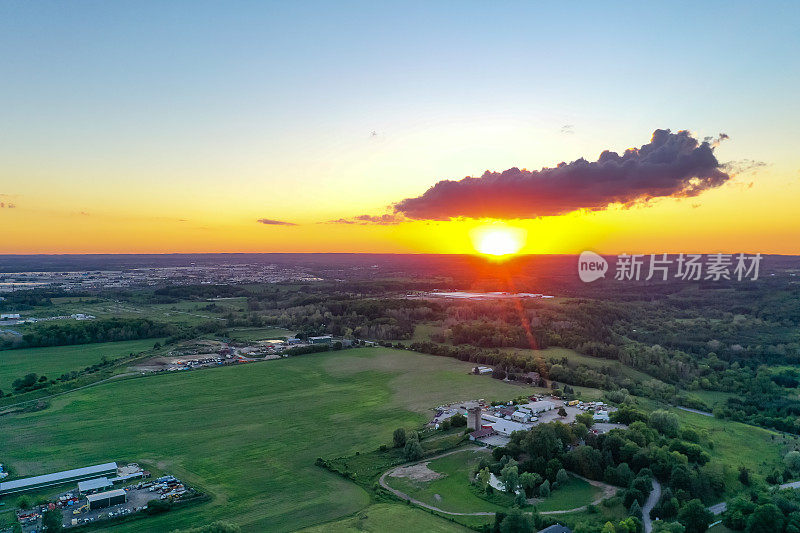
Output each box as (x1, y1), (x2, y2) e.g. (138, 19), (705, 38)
(378, 448), (619, 517)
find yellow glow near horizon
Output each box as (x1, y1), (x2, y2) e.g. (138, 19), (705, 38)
(471, 225), (527, 257)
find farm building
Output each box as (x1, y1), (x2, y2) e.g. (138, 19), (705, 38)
(308, 335), (332, 344)
(469, 427), (496, 441)
(87, 489), (127, 510)
(78, 477), (112, 493)
(0, 462), (118, 496)
(526, 400), (556, 414)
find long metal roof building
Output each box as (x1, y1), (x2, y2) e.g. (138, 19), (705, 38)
(0, 462), (117, 495)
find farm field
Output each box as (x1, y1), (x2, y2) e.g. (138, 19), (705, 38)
(0, 347), (524, 532)
(299, 503), (471, 533)
(0, 338), (161, 393)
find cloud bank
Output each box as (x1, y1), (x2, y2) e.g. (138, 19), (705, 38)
(257, 218), (297, 226)
(394, 129), (731, 220)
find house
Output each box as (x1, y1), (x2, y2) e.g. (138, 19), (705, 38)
(537, 525), (573, 533)
(497, 407), (516, 417)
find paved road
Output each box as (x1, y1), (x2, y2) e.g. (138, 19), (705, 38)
(379, 449), (618, 517)
(642, 479), (661, 533)
(676, 406), (714, 417)
(780, 480), (800, 489)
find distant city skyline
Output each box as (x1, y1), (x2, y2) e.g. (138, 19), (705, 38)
(2, 2), (799, 254)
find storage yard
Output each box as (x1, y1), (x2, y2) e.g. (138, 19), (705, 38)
(2, 462), (191, 531)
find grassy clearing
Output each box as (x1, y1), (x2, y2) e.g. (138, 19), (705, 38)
(384, 448), (601, 515)
(0, 338), (161, 392)
(299, 503), (471, 532)
(0, 347), (524, 532)
(386, 449), (507, 514)
(670, 407), (786, 490)
(533, 476), (600, 512)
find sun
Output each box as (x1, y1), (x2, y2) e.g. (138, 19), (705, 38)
(471, 225), (526, 257)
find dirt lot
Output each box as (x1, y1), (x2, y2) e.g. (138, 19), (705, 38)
(389, 462), (444, 483)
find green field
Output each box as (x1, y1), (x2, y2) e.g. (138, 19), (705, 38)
(0, 338), (161, 393)
(299, 503), (470, 533)
(0, 347), (525, 532)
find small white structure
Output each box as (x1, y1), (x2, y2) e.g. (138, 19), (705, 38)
(488, 473), (523, 494)
(511, 411), (530, 423)
(0, 313), (20, 320)
(475, 366), (493, 374)
(593, 411), (610, 422)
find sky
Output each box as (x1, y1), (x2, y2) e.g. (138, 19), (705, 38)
(1, 1), (799, 255)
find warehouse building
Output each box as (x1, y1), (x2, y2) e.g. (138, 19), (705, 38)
(87, 489), (127, 510)
(0, 462), (118, 495)
(78, 477), (112, 494)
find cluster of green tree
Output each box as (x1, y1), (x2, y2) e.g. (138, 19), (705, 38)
(153, 284), (250, 300)
(392, 427), (424, 461)
(716, 392), (800, 434)
(0, 289), (81, 312)
(10, 372), (52, 393)
(11, 318), (172, 349)
(283, 344), (331, 356)
(489, 410), (724, 532)
(245, 288), (441, 340)
(723, 488), (800, 532)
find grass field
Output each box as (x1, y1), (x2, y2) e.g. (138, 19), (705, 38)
(299, 503), (470, 532)
(0, 347), (525, 532)
(0, 338), (161, 392)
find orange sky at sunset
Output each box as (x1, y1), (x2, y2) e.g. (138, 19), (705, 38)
(3, 4), (800, 256)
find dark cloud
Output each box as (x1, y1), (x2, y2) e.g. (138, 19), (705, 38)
(326, 214), (403, 225)
(394, 129), (731, 220)
(256, 218), (297, 226)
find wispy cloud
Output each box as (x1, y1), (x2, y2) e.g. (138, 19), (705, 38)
(326, 213), (404, 225)
(257, 218), (297, 226)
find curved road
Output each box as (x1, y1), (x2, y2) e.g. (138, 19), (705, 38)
(378, 448), (618, 517)
(642, 479), (661, 533)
